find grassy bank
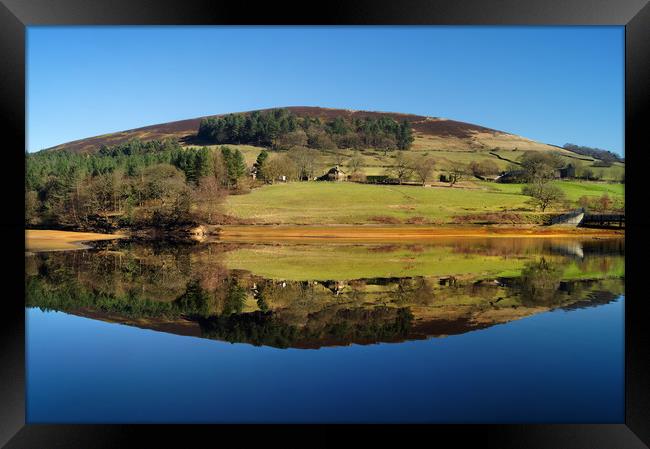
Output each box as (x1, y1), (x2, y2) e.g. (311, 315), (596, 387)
(224, 181), (624, 225)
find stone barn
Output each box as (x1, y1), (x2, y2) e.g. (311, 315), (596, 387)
(558, 163), (576, 179)
(318, 165), (347, 182)
(495, 170), (527, 183)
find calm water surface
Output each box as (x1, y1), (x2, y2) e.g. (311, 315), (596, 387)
(26, 237), (624, 423)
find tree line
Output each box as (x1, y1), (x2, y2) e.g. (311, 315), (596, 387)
(25, 139), (249, 229)
(197, 108), (414, 152)
(563, 143), (623, 164)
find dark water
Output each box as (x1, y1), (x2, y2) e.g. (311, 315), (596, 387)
(26, 237), (625, 423)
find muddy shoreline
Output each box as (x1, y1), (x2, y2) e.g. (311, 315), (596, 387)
(25, 230), (128, 253)
(25, 225), (624, 253)
(217, 224), (625, 242)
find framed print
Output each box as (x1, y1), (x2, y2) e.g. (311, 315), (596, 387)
(1, 0), (649, 447)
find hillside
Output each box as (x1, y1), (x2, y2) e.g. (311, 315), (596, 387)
(40, 106), (624, 183)
(43, 106), (571, 156)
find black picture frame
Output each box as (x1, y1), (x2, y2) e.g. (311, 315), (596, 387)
(1, 1), (648, 447)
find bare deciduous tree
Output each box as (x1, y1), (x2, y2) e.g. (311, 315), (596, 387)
(413, 156), (435, 186)
(193, 176), (225, 224)
(448, 161), (468, 187)
(522, 183), (566, 212)
(307, 129), (336, 150)
(378, 135), (398, 156)
(274, 129), (308, 150)
(261, 155), (299, 183)
(387, 151), (414, 184)
(288, 146), (320, 180)
(469, 159), (499, 179)
(333, 150), (347, 167)
(347, 151), (364, 175)
(210, 149), (228, 187)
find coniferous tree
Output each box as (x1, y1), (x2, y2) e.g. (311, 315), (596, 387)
(221, 147), (246, 187)
(396, 121), (414, 150)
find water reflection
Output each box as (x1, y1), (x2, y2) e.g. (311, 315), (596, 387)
(25, 237), (624, 349)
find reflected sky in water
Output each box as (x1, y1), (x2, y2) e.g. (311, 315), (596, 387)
(26, 237), (625, 423)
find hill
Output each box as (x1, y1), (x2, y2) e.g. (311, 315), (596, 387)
(39, 106), (624, 183)
(38, 106), (624, 184)
(42, 106), (571, 156)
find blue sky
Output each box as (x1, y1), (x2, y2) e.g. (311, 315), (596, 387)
(27, 26), (624, 155)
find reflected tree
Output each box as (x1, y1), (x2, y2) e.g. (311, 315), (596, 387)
(174, 280), (211, 317)
(222, 279), (247, 315)
(516, 258), (564, 305)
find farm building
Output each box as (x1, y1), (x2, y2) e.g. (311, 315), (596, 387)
(557, 163), (576, 179)
(495, 170), (527, 183)
(317, 165), (347, 182)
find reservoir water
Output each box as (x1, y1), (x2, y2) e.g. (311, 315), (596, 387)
(26, 237), (625, 423)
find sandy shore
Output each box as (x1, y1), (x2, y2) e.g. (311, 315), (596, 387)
(218, 225), (624, 242)
(25, 230), (126, 253)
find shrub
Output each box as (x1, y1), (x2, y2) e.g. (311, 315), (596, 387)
(369, 215), (402, 224)
(348, 172), (367, 183)
(452, 212), (554, 225)
(404, 216), (430, 225)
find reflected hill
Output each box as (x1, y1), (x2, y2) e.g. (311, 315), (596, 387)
(25, 237), (624, 349)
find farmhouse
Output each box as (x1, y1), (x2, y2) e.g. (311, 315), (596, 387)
(318, 165), (347, 182)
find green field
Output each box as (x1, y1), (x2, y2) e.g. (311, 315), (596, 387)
(483, 180), (625, 201)
(224, 180), (624, 225)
